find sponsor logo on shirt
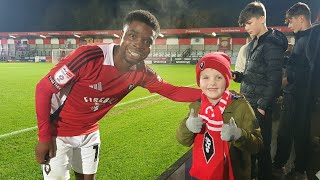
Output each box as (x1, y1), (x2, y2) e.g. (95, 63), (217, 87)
(54, 65), (74, 85)
(91, 103), (103, 112)
(89, 82), (102, 91)
(84, 97), (117, 104)
(48, 76), (62, 90)
(84, 97), (118, 111)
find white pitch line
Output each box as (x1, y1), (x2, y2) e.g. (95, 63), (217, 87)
(0, 84), (197, 139)
(0, 126), (38, 138)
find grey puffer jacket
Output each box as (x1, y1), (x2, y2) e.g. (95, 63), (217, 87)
(240, 28), (288, 110)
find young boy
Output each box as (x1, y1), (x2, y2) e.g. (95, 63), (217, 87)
(176, 52), (263, 180)
(34, 10), (201, 179)
(235, 2), (288, 179)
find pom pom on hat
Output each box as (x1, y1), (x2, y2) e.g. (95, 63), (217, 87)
(196, 52), (232, 88)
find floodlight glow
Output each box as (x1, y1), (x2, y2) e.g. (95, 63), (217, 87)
(113, 34), (119, 38)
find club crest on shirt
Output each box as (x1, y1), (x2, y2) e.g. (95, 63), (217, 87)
(128, 83), (135, 90)
(203, 131), (215, 163)
(54, 65), (74, 85)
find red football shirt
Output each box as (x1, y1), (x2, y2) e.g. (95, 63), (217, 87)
(36, 43), (201, 142)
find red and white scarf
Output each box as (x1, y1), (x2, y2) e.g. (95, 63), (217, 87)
(190, 90), (234, 180)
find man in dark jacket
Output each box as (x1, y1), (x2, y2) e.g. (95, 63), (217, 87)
(235, 2), (288, 180)
(272, 3), (312, 179)
(305, 22), (320, 180)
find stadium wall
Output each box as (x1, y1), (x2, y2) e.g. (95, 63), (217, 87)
(0, 27), (293, 63)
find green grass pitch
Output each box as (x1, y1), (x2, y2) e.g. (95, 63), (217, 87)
(0, 63), (240, 179)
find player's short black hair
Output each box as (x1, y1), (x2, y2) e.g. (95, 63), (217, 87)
(238, 2), (266, 27)
(285, 2), (310, 24)
(123, 10), (160, 36)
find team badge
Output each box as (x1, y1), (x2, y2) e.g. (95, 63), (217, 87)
(128, 84), (135, 90)
(203, 131), (215, 163)
(54, 65), (74, 85)
(44, 163), (51, 175)
(200, 61), (205, 70)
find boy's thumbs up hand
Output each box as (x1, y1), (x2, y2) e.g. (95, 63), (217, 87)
(221, 117), (242, 141)
(186, 108), (204, 133)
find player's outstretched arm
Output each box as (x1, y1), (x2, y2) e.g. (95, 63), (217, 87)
(140, 66), (201, 102)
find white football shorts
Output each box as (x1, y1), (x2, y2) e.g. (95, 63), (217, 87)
(42, 130), (100, 180)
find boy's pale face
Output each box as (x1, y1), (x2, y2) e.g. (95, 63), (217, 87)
(287, 16), (303, 33)
(244, 16), (265, 37)
(199, 68), (226, 104)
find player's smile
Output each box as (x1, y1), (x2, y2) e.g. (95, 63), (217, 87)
(127, 48), (145, 59)
(124, 47), (147, 65)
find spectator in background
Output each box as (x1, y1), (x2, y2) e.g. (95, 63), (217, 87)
(305, 9), (320, 180)
(235, 2), (288, 179)
(34, 10), (201, 180)
(234, 43), (248, 73)
(176, 52), (262, 180)
(272, 3), (312, 179)
(234, 35), (254, 73)
(271, 43), (294, 124)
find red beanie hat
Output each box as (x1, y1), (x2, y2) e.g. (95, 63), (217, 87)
(196, 52), (231, 88)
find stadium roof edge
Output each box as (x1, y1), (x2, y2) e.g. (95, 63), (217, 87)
(0, 26), (292, 38)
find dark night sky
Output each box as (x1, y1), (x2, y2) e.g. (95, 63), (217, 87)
(0, 0), (319, 32)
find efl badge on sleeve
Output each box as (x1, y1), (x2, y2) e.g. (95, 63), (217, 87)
(54, 65), (74, 85)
